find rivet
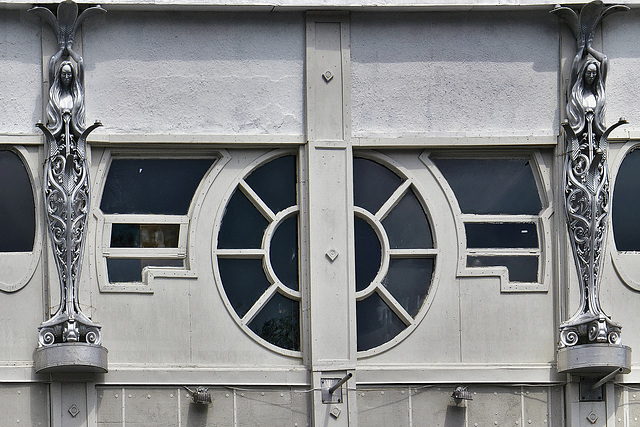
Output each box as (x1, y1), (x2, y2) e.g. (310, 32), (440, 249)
(528, 420), (532, 424)
(115, 394), (119, 398)
(261, 392), (265, 396)
(634, 394), (637, 399)
(128, 394), (132, 398)
(241, 393), (245, 397)
(635, 417), (638, 421)
(99, 395), (103, 399)
(381, 391), (384, 395)
(147, 394), (151, 399)
(494, 392), (498, 395)
(494, 422), (498, 425)
(618, 418), (622, 422)
(16, 420), (19, 424)
(361, 393), (365, 397)
(474, 423), (478, 427)
(17, 391), (21, 395)
(280, 393), (284, 397)
(170, 394), (174, 398)
(226, 394), (230, 398)
(516, 421), (519, 425)
(401, 391), (405, 395)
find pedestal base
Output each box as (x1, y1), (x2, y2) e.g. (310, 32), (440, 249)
(557, 343), (631, 374)
(34, 343), (108, 373)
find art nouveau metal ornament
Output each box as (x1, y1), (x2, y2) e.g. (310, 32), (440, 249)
(30, 1), (105, 349)
(552, 1), (628, 350)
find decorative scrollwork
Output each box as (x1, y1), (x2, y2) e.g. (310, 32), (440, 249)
(39, 328), (57, 347)
(31, 0), (105, 348)
(553, 1), (628, 348)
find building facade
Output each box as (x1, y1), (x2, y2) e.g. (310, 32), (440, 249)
(1, 0), (640, 425)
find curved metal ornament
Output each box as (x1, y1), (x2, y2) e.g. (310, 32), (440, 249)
(553, 1), (628, 349)
(31, 1), (105, 348)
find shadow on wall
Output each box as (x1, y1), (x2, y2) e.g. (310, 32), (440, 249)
(186, 403), (209, 427)
(444, 404), (465, 427)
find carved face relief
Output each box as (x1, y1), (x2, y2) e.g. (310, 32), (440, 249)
(585, 63), (597, 86)
(60, 64), (73, 88)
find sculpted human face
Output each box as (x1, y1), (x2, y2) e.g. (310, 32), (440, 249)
(585, 63), (597, 85)
(61, 64), (73, 88)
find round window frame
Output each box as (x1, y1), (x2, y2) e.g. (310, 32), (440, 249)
(212, 150), (302, 357)
(354, 151), (441, 359)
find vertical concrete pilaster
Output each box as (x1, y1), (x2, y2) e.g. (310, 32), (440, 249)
(305, 12), (357, 427)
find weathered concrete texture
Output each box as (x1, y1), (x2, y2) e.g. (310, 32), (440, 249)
(601, 10), (640, 136)
(351, 11), (558, 136)
(83, 11), (305, 136)
(0, 11), (42, 134)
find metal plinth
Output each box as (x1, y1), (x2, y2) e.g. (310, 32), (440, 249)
(557, 344), (631, 374)
(34, 343), (108, 373)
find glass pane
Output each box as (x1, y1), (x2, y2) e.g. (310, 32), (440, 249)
(433, 158), (541, 215)
(245, 156), (296, 214)
(465, 223), (538, 249)
(0, 151), (35, 252)
(382, 189), (433, 248)
(218, 258), (271, 318)
(107, 258), (183, 282)
(354, 216), (382, 292)
(467, 256), (538, 282)
(613, 150), (640, 251)
(111, 224), (180, 248)
(100, 159), (214, 214)
(357, 292), (406, 351)
(270, 215), (299, 291)
(218, 190), (269, 249)
(353, 158), (403, 214)
(383, 258), (434, 318)
(248, 293), (300, 351)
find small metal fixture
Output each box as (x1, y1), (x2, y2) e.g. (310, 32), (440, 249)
(184, 386), (212, 404)
(592, 367), (624, 390)
(321, 373), (352, 404)
(451, 386), (473, 402)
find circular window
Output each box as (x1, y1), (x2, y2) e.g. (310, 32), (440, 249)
(215, 155), (301, 354)
(354, 156), (436, 354)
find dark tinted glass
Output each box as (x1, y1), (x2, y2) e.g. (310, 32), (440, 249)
(270, 215), (299, 291)
(354, 216), (382, 292)
(357, 292), (405, 351)
(467, 256), (538, 282)
(107, 258), (183, 282)
(354, 158), (403, 214)
(383, 258), (434, 317)
(111, 224), (180, 248)
(218, 190), (269, 249)
(248, 293), (300, 351)
(382, 189), (433, 248)
(465, 223), (538, 249)
(433, 158), (541, 215)
(245, 156), (296, 214)
(101, 159), (214, 214)
(218, 258), (271, 318)
(613, 150), (640, 251)
(0, 151), (35, 252)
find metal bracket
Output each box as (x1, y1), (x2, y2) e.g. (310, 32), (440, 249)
(321, 373), (352, 404)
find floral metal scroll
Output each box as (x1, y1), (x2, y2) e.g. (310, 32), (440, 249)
(30, 1), (105, 347)
(552, 1), (628, 348)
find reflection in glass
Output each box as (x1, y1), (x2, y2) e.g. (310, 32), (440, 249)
(218, 258), (271, 318)
(433, 158), (541, 215)
(383, 258), (434, 317)
(465, 223), (538, 249)
(613, 150), (640, 251)
(218, 190), (269, 249)
(466, 256), (538, 282)
(111, 224), (180, 248)
(245, 156), (296, 215)
(270, 215), (299, 291)
(354, 216), (382, 292)
(382, 189), (432, 249)
(354, 158), (403, 214)
(107, 258), (184, 282)
(357, 292), (405, 351)
(0, 151), (35, 252)
(101, 159), (214, 215)
(248, 293), (300, 351)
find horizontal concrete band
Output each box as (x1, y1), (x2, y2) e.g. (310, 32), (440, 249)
(34, 343), (108, 374)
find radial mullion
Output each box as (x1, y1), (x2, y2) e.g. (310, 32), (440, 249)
(242, 283), (278, 324)
(216, 248), (266, 259)
(375, 180), (412, 221)
(376, 285), (413, 326)
(389, 248), (438, 258)
(239, 180), (276, 222)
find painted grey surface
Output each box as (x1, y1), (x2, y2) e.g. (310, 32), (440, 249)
(350, 11), (559, 137)
(82, 11), (305, 136)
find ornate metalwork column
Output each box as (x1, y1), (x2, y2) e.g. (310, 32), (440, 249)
(553, 1), (631, 374)
(31, 0), (108, 373)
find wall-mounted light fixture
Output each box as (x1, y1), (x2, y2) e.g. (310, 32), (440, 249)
(452, 386), (473, 404)
(184, 386), (212, 404)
